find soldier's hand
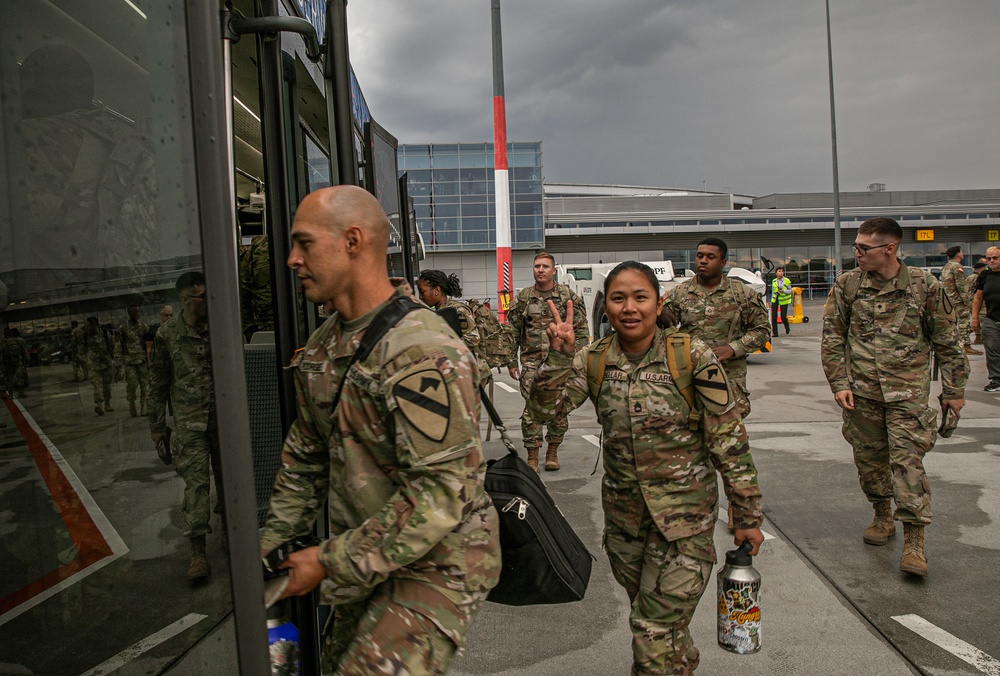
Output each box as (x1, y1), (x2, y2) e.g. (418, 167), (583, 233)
(942, 397), (965, 416)
(150, 432), (163, 446)
(734, 527), (764, 556)
(545, 299), (575, 354)
(278, 546), (326, 600)
(712, 345), (736, 362)
(508, 366), (520, 380)
(833, 390), (854, 410)
(971, 317), (980, 332)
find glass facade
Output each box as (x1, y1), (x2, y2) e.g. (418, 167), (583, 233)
(399, 142), (544, 251)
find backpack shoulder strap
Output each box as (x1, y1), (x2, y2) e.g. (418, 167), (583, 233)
(665, 331), (701, 431)
(330, 296), (423, 412)
(585, 335), (615, 400)
(841, 269), (866, 320)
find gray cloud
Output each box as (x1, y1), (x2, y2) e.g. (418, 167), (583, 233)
(348, 0), (1000, 195)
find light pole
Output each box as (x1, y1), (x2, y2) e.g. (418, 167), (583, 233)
(825, 0), (843, 279)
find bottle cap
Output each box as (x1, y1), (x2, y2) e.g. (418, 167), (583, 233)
(726, 541), (754, 566)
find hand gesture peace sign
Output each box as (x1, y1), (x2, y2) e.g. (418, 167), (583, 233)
(546, 299), (575, 354)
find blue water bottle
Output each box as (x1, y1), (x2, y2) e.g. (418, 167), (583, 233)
(267, 600), (300, 676)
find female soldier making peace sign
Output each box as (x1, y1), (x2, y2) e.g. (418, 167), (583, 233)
(530, 260), (765, 675)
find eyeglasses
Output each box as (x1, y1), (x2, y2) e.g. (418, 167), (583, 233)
(852, 242), (892, 255)
(986, 256), (1000, 261)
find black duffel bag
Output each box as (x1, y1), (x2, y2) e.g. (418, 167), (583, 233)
(485, 448), (594, 605)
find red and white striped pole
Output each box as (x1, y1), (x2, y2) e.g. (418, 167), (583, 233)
(491, 0), (513, 322)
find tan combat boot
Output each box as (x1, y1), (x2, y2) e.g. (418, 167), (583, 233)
(900, 523), (928, 576)
(526, 447), (540, 473)
(104, 399), (114, 412)
(863, 501), (895, 545)
(187, 536), (210, 581)
(544, 442), (560, 471)
(964, 345), (982, 355)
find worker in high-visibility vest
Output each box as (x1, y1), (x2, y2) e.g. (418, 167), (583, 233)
(771, 266), (793, 336)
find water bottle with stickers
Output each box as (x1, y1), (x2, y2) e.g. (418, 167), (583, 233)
(717, 541), (761, 654)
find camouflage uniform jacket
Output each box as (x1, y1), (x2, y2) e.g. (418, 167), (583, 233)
(506, 283), (589, 369)
(821, 265), (968, 402)
(939, 260), (969, 310)
(147, 315), (215, 433)
(83, 330), (115, 371)
(260, 289), (500, 645)
(1, 337), (29, 383)
(528, 330), (764, 540)
(662, 276), (770, 387)
(966, 271), (981, 304)
(437, 297), (490, 381)
(119, 318), (150, 366)
(71, 327), (85, 359)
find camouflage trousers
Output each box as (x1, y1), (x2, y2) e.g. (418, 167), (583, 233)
(957, 311), (972, 347)
(124, 361), (148, 407)
(172, 427), (224, 539)
(722, 361), (751, 419)
(605, 514), (715, 675)
(842, 395), (935, 525)
(320, 579), (484, 675)
(89, 367), (113, 406)
(73, 356), (89, 383)
(519, 363), (568, 448)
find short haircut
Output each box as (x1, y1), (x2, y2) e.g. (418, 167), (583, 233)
(775, 266), (785, 273)
(946, 245), (962, 259)
(973, 262), (987, 271)
(697, 237), (728, 260)
(857, 217), (902, 242)
(176, 270), (206, 293)
(533, 251), (555, 266)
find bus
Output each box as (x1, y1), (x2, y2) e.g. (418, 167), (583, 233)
(0, 2), (417, 674)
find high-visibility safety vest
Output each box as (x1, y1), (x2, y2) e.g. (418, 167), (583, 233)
(771, 277), (792, 305)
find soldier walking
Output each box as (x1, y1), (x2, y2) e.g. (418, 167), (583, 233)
(662, 237), (770, 420)
(120, 305), (149, 417)
(530, 261), (764, 674)
(940, 246), (980, 355)
(260, 186), (499, 674)
(148, 272), (224, 581)
(822, 218), (967, 577)
(83, 318), (115, 415)
(506, 251), (589, 471)
(70, 320), (88, 383)
(1, 328), (30, 398)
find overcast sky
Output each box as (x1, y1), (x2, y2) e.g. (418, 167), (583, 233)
(347, 1), (999, 197)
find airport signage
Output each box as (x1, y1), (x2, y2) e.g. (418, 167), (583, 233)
(915, 229), (934, 241)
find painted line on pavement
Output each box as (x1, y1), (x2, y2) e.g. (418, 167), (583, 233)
(495, 381), (517, 393)
(892, 614), (1000, 675)
(583, 434), (601, 447)
(79, 613), (209, 676)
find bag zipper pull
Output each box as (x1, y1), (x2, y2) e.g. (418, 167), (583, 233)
(503, 497), (529, 520)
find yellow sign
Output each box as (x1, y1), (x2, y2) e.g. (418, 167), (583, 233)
(499, 292), (511, 312)
(915, 229), (934, 241)
(988, 230), (999, 242)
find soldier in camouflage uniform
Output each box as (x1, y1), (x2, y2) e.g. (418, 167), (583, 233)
(530, 261), (764, 675)
(1, 328), (30, 398)
(148, 272), (224, 581)
(83, 318), (115, 415)
(967, 262), (987, 345)
(120, 306), (150, 417)
(238, 234), (273, 339)
(822, 218), (967, 577)
(261, 186), (500, 675)
(939, 246), (979, 355)
(70, 320), (88, 383)
(416, 269), (492, 384)
(661, 237), (770, 420)
(506, 252), (589, 471)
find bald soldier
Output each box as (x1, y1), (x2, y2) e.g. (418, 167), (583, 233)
(260, 185), (500, 674)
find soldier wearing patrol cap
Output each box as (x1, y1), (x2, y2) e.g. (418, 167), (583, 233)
(531, 260), (764, 675)
(260, 185), (500, 675)
(822, 217), (967, 577)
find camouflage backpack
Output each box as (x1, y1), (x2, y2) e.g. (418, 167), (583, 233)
(466, 298), (516, 369)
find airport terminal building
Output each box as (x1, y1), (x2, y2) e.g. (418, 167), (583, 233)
(400, 142), (1000, 302)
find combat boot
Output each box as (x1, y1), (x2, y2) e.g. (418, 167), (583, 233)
(863, 501), (895, 545)
(900, 523), (928, 576)
(187, 536), (210, 581)
(544, 442), (560, 471)
(964, 345), (982, 355)
(94, 404), (104, 416)
(104, 400), (114, 412)
(129, 401), (138, 417)
(526, 447), (540, 473)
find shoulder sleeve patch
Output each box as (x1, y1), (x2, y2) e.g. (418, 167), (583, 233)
(693, 363), (730, 407)
(392, 366), (451, 442)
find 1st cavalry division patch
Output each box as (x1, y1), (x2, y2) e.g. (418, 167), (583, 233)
(394, 367), (451, 441)
(693, 364), (730, 407)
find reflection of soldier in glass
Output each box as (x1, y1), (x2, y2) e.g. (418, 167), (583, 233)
(120, 306), (149, 417)
(84, 317), (115, 415)
(148, 272), (224, 582)
(238, 234), (272, 339)
(18, 44), (158, 288)
(1, 328), (30, 398)
(70, 320), (88, 382)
